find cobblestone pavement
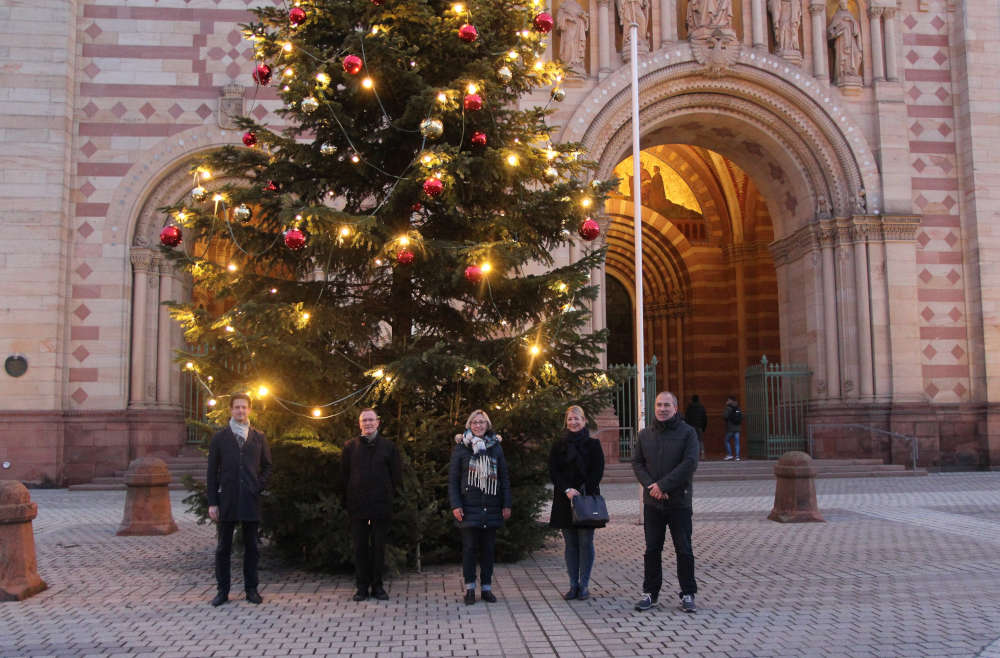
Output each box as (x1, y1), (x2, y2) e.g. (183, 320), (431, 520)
(3, 473), (1000, 657)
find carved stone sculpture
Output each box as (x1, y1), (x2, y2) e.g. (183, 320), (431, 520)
(686, 0), (734, 31)
(768, 0), (802, 62)
(557, 0), (589, 73)
(617, 0), (650, 60)
(828, 0), (863, 88)
(686, 0), (740, 76)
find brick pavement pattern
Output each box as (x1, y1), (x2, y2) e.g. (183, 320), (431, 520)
(2, 474), (999, 657)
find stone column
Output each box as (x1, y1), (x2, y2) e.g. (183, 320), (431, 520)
(881, 216), (923, 402)
(732, 247), (748, 385)
(117, 458), (178, 536)
(674, 314), (685, 400)
(835, 222), (860, 400)
(598, 0), (613, 75)
(659, 0), (677, 43)
(868, 227), (892, 400)
(0, 482), (47, 601)
(820, 229), (841, 399)
(882, 7), (899, 81)
(852, 222), (874, 400)
(156, 262), (173, 405)
(751, 0), (767, 49)
(129, 251), (152, 407)
(868, 7), (885, 81)
(809, 0), (828, 79)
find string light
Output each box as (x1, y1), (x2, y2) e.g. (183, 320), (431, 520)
(506, 154), (519, 167)
(227, 263), (238, 272)
(466, 82), (478, 94)
(282, 42), (293, 53)
(529, 345), (541, 356)
(225, 325), (235, 333)
(339, 226), (351, 238)
(315, 72), (330, 87)
(361, 77), (374, 89)
(481, 262), (492, 273)
(185, 362), (195, 370)
(507, 50), (519, 61)
(452, 3), (465, 12)
(581, 197), (592, 208)
(208, 398), (217, 407)
(311, 408), (322, 418)
(437, 91), (447, 103)
(398, 236), (410, 247)
(257, 385), (269, 397)
(283, 67), (294, 78)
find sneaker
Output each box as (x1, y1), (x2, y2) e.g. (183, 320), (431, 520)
(735, 457), (741, 462)
(681, 593), (696, 613)
(723, 455), (734, 461)
(634, 593), (658, 611)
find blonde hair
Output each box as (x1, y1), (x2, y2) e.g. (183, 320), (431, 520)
(464, 409), (492, 431)
(564, 405), (587, 427)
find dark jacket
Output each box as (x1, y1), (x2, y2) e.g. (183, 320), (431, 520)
(207, 426), (272, 522)
(632, 415), (699, 509)
(723, 402), (742, 433)
(548, 430), (605, 529)
(448, 434), (512, 529)
(341, 433), (403, 520)
(684, 400), (708, 432)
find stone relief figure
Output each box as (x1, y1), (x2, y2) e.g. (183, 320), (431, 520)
(767, 0), (802, 60)
(828, 0), (863, 87)
(556, 0), (589, 73)
(686, 0), (734, 31)
(617, 0), (650, 59)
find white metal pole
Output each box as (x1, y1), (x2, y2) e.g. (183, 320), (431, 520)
(629, 23), (645, 433)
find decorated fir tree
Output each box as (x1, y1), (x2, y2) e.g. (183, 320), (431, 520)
(164, 0), (615, 570)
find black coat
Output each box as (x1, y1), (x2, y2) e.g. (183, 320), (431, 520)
(548, 431), (605, 529)
(341, 433), (403, 520)
(448, 436), (512, 529)
(206, 426), (272, 522)
(684, 401), (708, 432)
(632, 415), (699, 509)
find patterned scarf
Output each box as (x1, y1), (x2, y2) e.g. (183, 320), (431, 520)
(462, 430), (498, 496)
(230, 418), (249, 448)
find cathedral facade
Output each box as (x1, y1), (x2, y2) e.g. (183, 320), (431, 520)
(1, 0), (998, 483)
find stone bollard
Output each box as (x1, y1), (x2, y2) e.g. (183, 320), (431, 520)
(768, 451), (825, 523)
(0, 481), (48, 601)
(117, 457), (178, 536)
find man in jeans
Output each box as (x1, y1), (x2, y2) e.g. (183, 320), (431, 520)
(632, 391), (700, 613)
(723, 395), (742, 461)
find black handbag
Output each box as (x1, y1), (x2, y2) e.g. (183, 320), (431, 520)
(570, 487), (609, 527)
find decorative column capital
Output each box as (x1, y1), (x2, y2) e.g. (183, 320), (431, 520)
(808, 1), (825, 15)
(868, 6), (885, 18)
(130, 250), (154, 272)
(880, 214), (921, 241)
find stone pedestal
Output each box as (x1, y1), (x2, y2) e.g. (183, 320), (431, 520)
(0, 481), (48, 601)
(768, 451), (825, 523)
(117, 458), (178, 536)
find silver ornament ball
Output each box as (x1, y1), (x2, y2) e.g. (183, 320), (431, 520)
(301, 96), (319, 113)
(233, 204), (252, 222)
(420, 118), (444, 139)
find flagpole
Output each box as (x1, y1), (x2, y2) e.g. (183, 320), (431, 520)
(629, 22), (645, 434)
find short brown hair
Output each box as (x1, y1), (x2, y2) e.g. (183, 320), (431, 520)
(230, 392), (252, 408)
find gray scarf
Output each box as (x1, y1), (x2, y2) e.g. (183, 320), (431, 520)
(230, 418), (250, 446)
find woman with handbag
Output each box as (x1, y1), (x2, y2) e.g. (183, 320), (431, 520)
(548, 405), (606, 600)
(449, 409), (512, 605)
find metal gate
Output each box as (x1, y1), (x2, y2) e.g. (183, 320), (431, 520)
(745, 355), (812, 459)
(610, 356), (657, 459)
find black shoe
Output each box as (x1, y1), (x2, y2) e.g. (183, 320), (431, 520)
(576, 587), (590, 601)
(352, 589), (369, 602)
(245, 589), (263, 605)
(371, 586), (389, 601)
(681, 593), (696, 613)
(481, 590), (497, 603)
(634, 593), (658, 611)
(563, 587), (579, 600)
(210, 592), (229, 607)
(464, 590), (476, 605)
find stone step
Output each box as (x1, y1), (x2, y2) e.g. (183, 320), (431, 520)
(68, 456), (207, 491)
(602, 459), (926, 482)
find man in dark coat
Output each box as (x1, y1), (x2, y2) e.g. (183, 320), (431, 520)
(342, 408), (402, 602)
(684, 395), (708, 459)
(632, 391), (699, 613)
(207, 392), (272, 606)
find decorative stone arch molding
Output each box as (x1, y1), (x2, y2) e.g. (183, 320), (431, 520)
(558, 45), (881, 240)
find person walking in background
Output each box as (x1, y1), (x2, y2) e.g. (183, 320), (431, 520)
(207, 392), (272, 607)
(449, 409), (512, 605)
(548, 405), (605, 601)
(342, 408), (403, 602)
(632, 391), (700, 613)
(684, 395), (708, 459)
(723, 395), (743, 461)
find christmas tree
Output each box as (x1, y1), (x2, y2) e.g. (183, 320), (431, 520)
(165, 0), (615, 570)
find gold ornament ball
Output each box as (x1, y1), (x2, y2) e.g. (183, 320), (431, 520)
(544, 166), (559, 181)
(191, 186), (208, 202)
(320, 142), (337, 155)
(497, 66), (513, 83)
(420, 118), (444, 139)
(233, 204), (252, 222)
(551, 87), (566, 102)
(301, 96), (319, 113)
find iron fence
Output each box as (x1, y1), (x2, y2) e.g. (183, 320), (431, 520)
(745, 355), (811, 459)
(609, 356), (657, 459)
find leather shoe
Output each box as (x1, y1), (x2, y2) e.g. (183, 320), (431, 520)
(210, 592), (229, 607)
(371, 586), (389, 601)
(563, 587), (578, 600)
(481, 590), (497, 603)
(463, 590), (476, 605)
(245, 589), (263, 605)
(576, 588), (590, 601)
(352, 589), (368, 602)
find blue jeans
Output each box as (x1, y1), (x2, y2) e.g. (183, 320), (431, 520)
(725, 431), (740, 458)
(562, 527), (596, 589)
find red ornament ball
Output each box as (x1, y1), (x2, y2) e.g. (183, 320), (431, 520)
(289, 6), (306, 26)
(242, 131), (258, 148)
(410, 202), (422, 212)
(396, 249), (415, 265)
(159, 225), (182, 247)
(578, 218), (600, 241)
(458, 24), (478, 42)
(470, 131), (487, 147)
(284, 227), (307, 250)
(533, 12), (554, 34)
(264, 180), (280, 194)
(252, 63), (272, 86)
(464, 265), (483, 283)
(463, 93), (483, 111)
(423, 177), (444, 197)
(371, 0), (384, 4)
(343, 55), (363, 75)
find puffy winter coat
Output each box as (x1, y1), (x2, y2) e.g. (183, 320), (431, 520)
(632, 415), (699, 510)
(448, 435), (512, 529)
